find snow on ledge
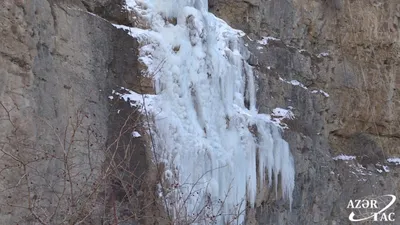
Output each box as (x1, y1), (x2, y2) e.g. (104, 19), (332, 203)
(387, 158), (400, 165)
(112, 24), (148, 38)
(257, 36), (280, 45)
(383, 165), (390, 172)
(272, 108), (295, 119)
(317, 52), (329, 58)
(278, 78), (330, 98)
(112, 87), (156, 113)
(279, 77), (308, 90)
(376, 163), (390, 173)
(311, 89), (330, 97)
(132, 131), (142, 138)
(333, 154), (356, 161)
(271, 107), (295, 129)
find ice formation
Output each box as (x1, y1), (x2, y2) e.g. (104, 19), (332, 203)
(118, 0), (295, 224)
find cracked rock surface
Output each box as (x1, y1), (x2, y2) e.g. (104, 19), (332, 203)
(1, 0), (399, 224)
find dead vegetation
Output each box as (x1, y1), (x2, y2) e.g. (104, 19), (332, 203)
(0, 94), (246, 225)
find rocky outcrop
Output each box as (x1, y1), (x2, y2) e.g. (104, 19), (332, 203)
(0, 0), (149, 224)
(1, 0), (399, 224)
(210, 0), (400, 224)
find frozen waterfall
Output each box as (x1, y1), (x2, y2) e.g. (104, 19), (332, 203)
(120, 0), (295, 224)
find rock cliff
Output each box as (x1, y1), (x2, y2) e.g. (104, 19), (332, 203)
(0, 0), (149, 224)
(0, 0), (399, 224)
(210, 0), (400, 224)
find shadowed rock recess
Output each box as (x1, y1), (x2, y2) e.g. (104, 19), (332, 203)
(0, 0), (399, 224)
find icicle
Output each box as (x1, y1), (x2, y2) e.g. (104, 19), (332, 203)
(123, 0), (295, 223)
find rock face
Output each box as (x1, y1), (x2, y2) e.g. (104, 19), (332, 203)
(0, 0), (149, 224)
(1, 0), (399, 224)
(210, 0), (400, 224)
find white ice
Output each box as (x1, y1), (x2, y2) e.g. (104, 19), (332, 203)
(117, 0), (295, 224)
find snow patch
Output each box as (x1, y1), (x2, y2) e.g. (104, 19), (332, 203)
(317, 52), (329, 58)
(112, 24), (148, 38)
(279, 77), (308, 90)
(132, 131), (142, 137)
(279, 78), (330, 97)
(383, 165), (390, 172)
(113, 87), (156, 113)
(349, 163), (372, 176)
(246, 36), (254, 41)
(271, 108), (295, 129)
(375, 163), (390, 173)
(387, 158), (400, 165)
(257, 36), (280, 45)
(311, 89), (330, 97)
(319, 90), (330, 97)
(333, 154), (356, 161)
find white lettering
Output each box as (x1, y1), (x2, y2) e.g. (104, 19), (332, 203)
(388, 213), (395, 221)
(348, 195), (397, 222)
(347, 200), (354, 209)
(355, 199), (361, 208)
(361, 199), (369, 208)
(379, 213), (388, 221)
(370, 200), (378, 208)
